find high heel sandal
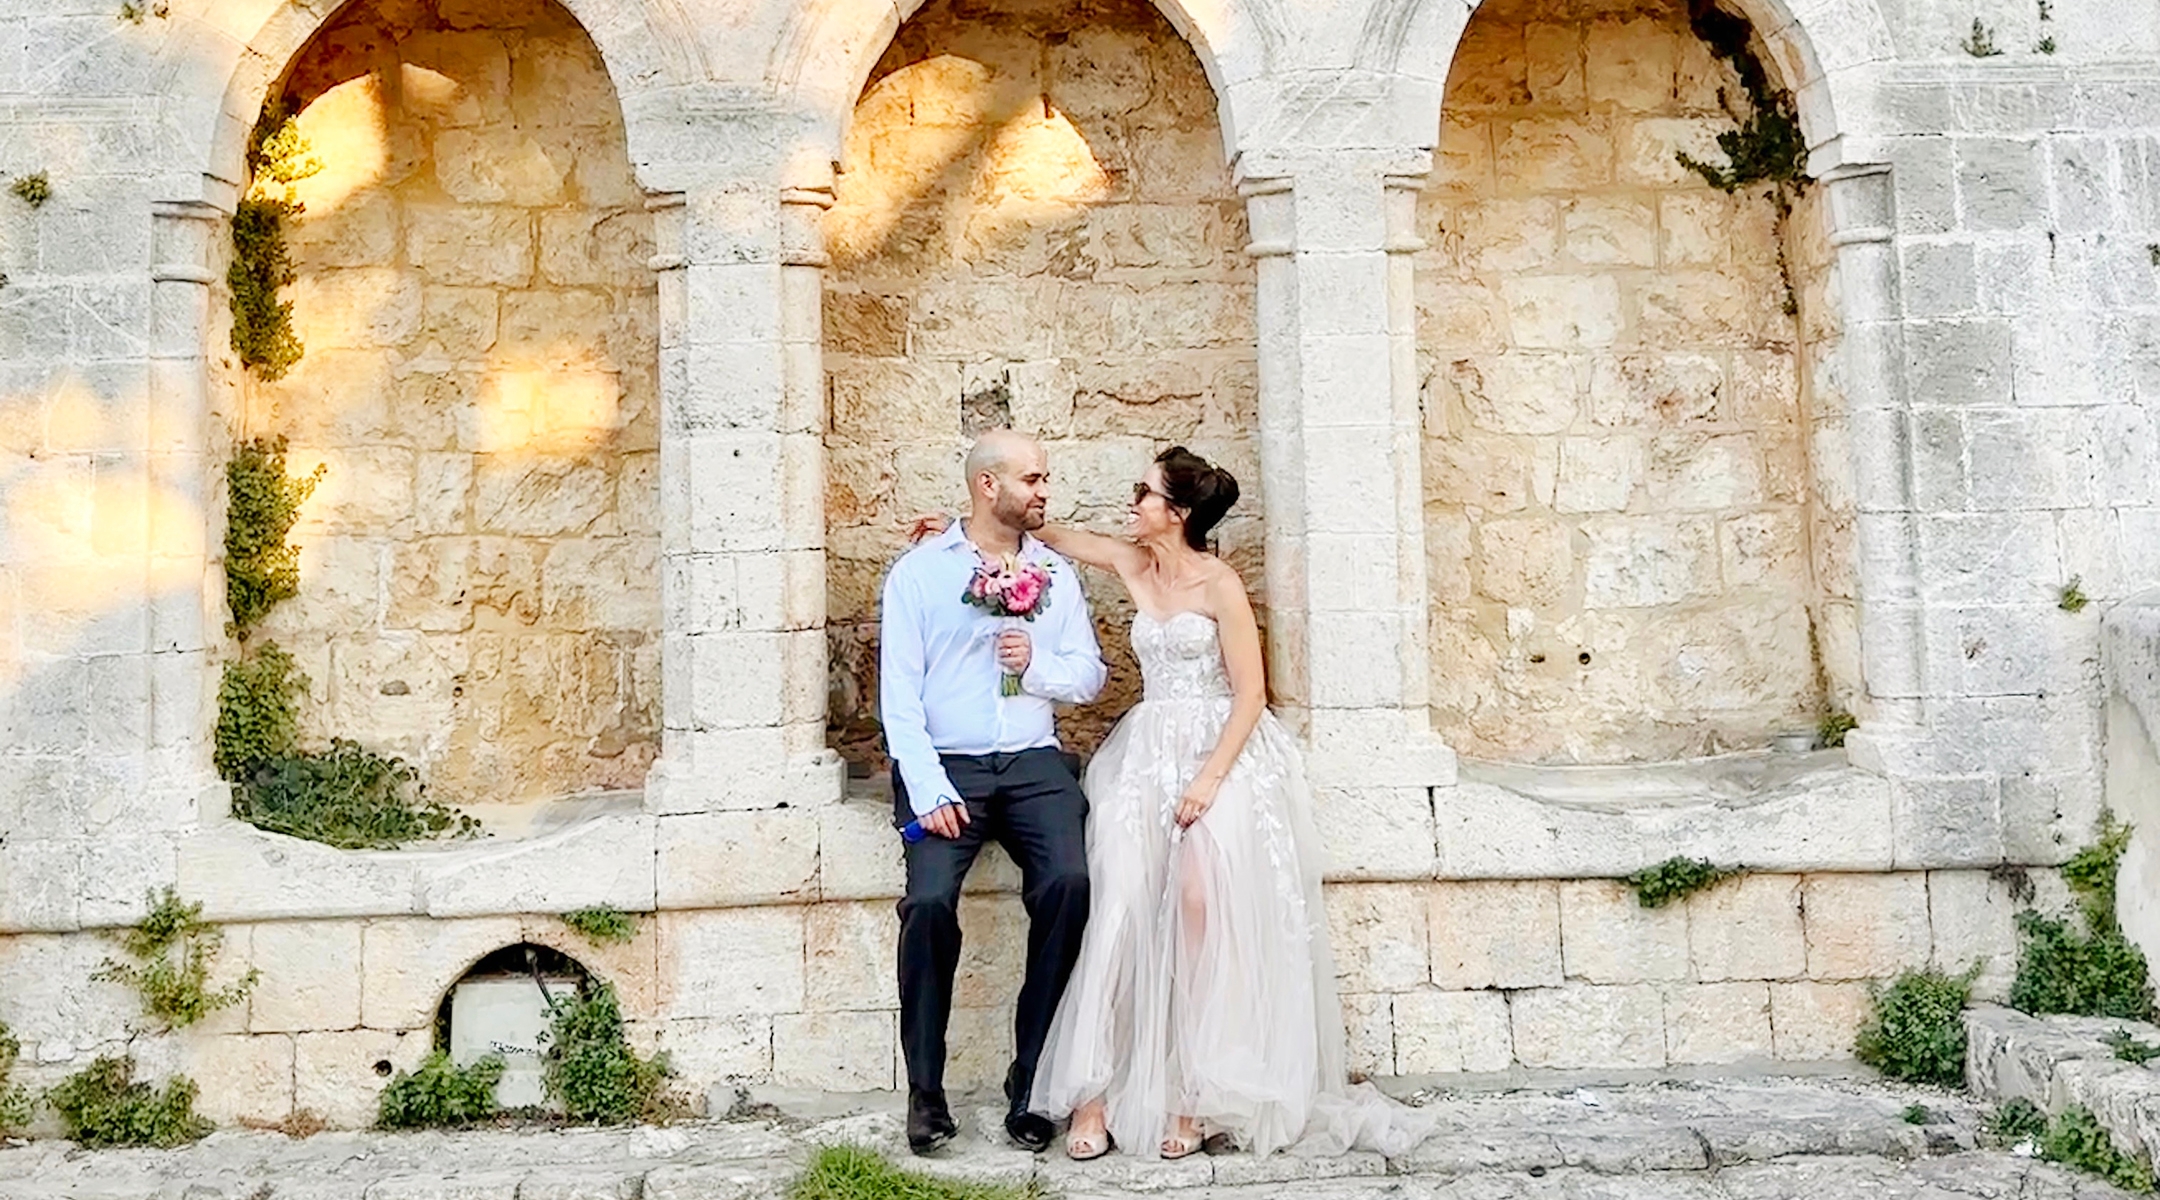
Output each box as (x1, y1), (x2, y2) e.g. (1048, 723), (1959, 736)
(1066, 1129), (1114, 1162)
(1160, 1124), (1203, 1160)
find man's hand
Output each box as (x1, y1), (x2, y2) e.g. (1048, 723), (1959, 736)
(996, 629), (1032, 677)
(919, 801), (970, 839)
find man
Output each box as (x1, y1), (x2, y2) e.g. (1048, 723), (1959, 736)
(879, 429), (1107, 1154)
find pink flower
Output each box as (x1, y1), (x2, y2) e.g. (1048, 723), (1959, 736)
(1007, 574), (1043, 614)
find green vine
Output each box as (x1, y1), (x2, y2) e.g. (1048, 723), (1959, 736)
(8, 172), (51, 208)
(90, 888), (259, 1030)
(0, 1022), (30, 1136)
(376, 1052), (505, 1129)
(542, 982), (676, 1124)
(229, 105), (321, 381)
(1853, 967), (1974, 1087)
(2105, 1028), (2160, 1064)
(45, 1056), (211, 1148)
(1625, 857), (1739, 908)
(214, 640), (304, 779)
(224, 437), (323, 639)
(2010, 814), (2154, 1021)
(1677, 4), (1811, 319)
(561, 907), (641, 946)
(1818, 710), (1859, 748)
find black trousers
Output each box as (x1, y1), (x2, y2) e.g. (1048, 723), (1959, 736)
(893, 747), (1090, 1100)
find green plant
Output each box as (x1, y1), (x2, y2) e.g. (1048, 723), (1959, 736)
(118, 0), (168, 20)
(0, 1022), (30, 1136)
(223, 437), (323, 637)
(1992, 1097), (2048, 1142)
(561, 907), (640, 946)
(1963, 18), (2004, 56)
(91, 888), (258, 1030)
(375, 1051), (503, 1129)
(2011, 814), (2155, 1021)
(541, 982), (675, 1124)
(2059, 576), (2090, 612)
(1624, 857), (1739, 908)
(2106, 1028), (2160, 1064)
(790, 1145), (1048, 1200)
(228, 106), (321, 380)
(2037, 36), (2057, 54)
(45, 1056), (211, 1148)
(1819, 710), (1859, 748)
(1853, 968), (1974, 1087)
(1903, 1102), (1931, 1124)
(231, 738), (478, 850)
(2039, 1106), (2156, 1192)
(214, 641), (304, 779)
(1674, 9), (1811, 196)
(8, 173), (50, 208)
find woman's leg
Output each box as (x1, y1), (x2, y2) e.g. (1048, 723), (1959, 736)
(1163, 843), (1210, 1158)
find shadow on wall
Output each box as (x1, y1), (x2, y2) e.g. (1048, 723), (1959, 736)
(821, 0), (1263, 776)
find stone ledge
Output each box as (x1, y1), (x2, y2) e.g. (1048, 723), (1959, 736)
(1964, 1004), (2160, 1167)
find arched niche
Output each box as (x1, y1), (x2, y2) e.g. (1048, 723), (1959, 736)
(1415, 0), (1859, 764)
(226, 0), (662, 806)
(818, 0), (1263, 774)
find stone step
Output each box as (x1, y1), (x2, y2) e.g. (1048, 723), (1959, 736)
(0, 1078), (1994, 1200)
(1964, 1004), (2160, 1165)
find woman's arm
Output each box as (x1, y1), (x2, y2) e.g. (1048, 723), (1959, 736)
(1175, 566), (1268, 828)
(1034, 523), (1147, 576)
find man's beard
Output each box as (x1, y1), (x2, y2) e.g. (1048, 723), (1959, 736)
(994, 492), (1045, 531)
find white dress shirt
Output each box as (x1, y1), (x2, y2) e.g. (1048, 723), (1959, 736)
(879, 520), (1108, 817)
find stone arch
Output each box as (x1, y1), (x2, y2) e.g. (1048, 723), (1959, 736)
(1360, 0), (1897, 156)
(152, 0), (701, 199)
(1412, 0), (1871, 765)
(764, 0), (1282, 172)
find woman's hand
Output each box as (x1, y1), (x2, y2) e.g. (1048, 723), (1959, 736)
(904, 513), (951, 544)
(1175, 773), (1222, 828)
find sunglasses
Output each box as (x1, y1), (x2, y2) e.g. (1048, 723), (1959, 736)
(1132, 481), (1166, 504)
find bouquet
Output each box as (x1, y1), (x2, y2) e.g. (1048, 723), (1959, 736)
(963, 555), (1053, 696)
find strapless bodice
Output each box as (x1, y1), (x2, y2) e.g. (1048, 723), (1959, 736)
(1132, 609), (1232, 702)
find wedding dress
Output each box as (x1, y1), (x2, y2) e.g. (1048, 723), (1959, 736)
(1030, 609), (1436, 1158)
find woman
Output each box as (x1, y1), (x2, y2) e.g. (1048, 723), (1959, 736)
(918, 446), (1433, 1161)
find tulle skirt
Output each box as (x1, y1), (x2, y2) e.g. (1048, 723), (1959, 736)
(1029, 696), (1436, 1158)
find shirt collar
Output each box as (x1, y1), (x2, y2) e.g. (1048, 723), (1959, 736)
(941, 519), (1043, 560)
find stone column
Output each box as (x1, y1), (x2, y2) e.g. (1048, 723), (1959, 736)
(644, 184), (843, 814)
(1239, 152), (1454, 879)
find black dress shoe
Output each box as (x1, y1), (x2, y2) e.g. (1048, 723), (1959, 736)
(907, 1088), (957, 1155)
(1003, 1063), (1054, 1152)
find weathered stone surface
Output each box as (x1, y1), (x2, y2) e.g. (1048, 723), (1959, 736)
(1393, 989), (1514, 1074)
(1688, 874), (1806, 983)
(251, 922), (365, 1034)
(1510, 984), (1667, 1069)
(1559, 879), (1690, 984)
(1768, 981), (1871, 1061)
(1802, 874), (1932, 981)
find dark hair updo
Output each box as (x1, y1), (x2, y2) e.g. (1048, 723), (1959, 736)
(1155, 445), (1240, 552)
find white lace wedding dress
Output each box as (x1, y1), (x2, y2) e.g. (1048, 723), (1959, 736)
(1030, 610), (1436, 1159)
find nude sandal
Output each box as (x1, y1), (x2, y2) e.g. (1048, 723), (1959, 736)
(1066, 1129), (1114, 1161)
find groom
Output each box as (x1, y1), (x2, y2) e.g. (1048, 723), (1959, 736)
(879, 429), (1107, 1154)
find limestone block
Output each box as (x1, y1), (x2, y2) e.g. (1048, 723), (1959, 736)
(822, 291), (907, 357)
(1580, 517), (1718, 607)
(1589, 354), (1723, 427)
(289, 446), (417, 539)
(539, 538), (660, 632)
(1636, 272), (1762, 345)
(181, 827), (421, 923)
(1327, 883), (1431, 994)
(1336, 993), (1395, 1078)
(659, 908), (805, 1019)
(941, 1003), (1018, 1092)
(360, 915), (526, 1030)
(1688, 873), (1805, 983)
(1956, 138), (2042, 232)
(1718, 511), (1809, 593)
(408, 206), (534, 287)
(1658, 193), (1733, 268)
(1905, 319), (2012, 407)
(1501, 275), (1623, 349)
(804, 902), (898, 1014)
(657, 1016), (772, 1085)
(656, 809), (819, 908)
(424, 815), (657, 918)
(1768, 981), (1870, 1060)
(417, 288), (501, 363)
(1445, 353), (1583, 434)
(473, 457), (613, 536)
(1393, 989), (1514, 1075)
(815, 800), (908, 902)
(1663, 982), (1773, 1065)
(1620, 118), (1726, 187)
(1315, 786), (1439, 880)
(1495, 117), (1614, 191)
(1564, 196), (1657, 267)
(1891, 776), (2006, 869)
(1429, 880), (1561, 990)
(290, 269), (423, 351)
(1643, 433), (1762, 511)
(180, 1033), (294, 1126)
(1586, 17), (1678, 111)
(1802, 874), (1931, 981)
(1560, 880), (1690, 984)
(250, 922), (364, 1034)
(1475, 518), (1575, 608)
(291, 191), (399, 270)
(294, 1027), (431, 1128)
(773, 1011), (896, 1092)
(0, 932), (134, 1053)
(1510, 984), (1665, 1069)
(1927, 870), (2018, 1002)
(400, 31), (512, 127)
(1555, 435), (1639, 513)
(518, 914), (661, 1021)
(435, 127), (570, 206)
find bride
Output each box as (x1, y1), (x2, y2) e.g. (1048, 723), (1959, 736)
(917, 445), (1433, 1161)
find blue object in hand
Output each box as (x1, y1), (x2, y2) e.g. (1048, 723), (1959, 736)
(900, 819), (927, 843)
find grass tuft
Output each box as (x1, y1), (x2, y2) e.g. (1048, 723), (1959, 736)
(790, 1145), (1048, 1200)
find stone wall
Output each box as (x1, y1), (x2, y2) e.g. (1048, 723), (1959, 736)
(239, 0), (661, 806)
(1417, 0), (1832, 764)
(820, 0), (1261, 770)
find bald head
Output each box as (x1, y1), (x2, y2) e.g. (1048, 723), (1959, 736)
(965, 428), (1049, 537)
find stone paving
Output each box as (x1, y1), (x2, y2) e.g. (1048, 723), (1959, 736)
(0, 1077), (2141, 1199)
